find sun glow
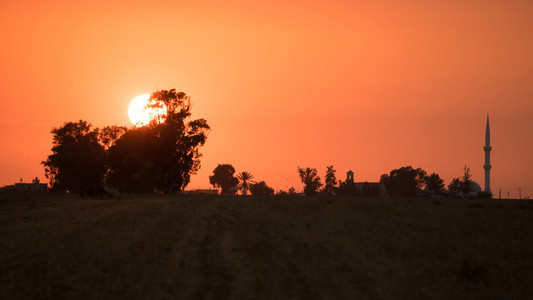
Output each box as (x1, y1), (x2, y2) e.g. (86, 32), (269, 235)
(128, 94), (167, 126)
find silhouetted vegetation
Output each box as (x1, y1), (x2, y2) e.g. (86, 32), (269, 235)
(448, 177), (462, 197)
(42, 120), (106, 193)
(424, 173), (445, 194)
(209, 164), (239, 194)
(380, 166), (426, 197)
(43, 90), (209, 194)
(297, 167), (323, 196)
(323, 165), (337, 195)
(249, 181), (274, 196)
(236, 171), (255, 195)
(461, 165), (472, 196)
(107, 90), (209, 193)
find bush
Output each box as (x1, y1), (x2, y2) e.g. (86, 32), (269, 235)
(250, 181), (274, 196)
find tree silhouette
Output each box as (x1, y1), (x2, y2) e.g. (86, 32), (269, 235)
(107, 89), (209, 193)
(99, 125), (127, 150)
(448, 177), (462, 197)
(424, 173), (445, 194)
(323, 165), (337, 195)
(380, 166), (426, 197)
(297, 167), (323, 196)
(237, 171), (255, 195)
(209, 164), (239, 194)
(460, 165), (472, 196)
(42, 120), (106, 193)
(249, 181), (274, 196)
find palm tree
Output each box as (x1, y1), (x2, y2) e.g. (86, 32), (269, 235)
(237, 171), (255, 195)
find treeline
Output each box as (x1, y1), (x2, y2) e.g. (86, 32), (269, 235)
(210, 164), (491, 199)
(42, 90), (209, 194)
(294, 165), (491, 198)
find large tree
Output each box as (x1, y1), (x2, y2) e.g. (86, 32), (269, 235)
(209, 164), (239, 194)
(297, 167), (323, 196)
(42, 120), (106, 193)
(380, 166), (427, 197)
(107, 89), (209, 193)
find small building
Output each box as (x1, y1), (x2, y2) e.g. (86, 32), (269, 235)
(338, 170), (387, 197)
(0, 178), (47, 192)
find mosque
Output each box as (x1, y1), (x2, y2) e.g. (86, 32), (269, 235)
(342, 116), (492, 197)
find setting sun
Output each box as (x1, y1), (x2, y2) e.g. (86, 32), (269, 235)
(128, 94), (167, 126)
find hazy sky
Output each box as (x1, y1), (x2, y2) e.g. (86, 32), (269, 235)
(1, 0), (532, 197)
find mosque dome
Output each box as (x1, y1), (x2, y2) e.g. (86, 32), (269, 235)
(468, 181), (482, 196)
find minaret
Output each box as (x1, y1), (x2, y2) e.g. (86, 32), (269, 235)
(483, 115), (492, 194)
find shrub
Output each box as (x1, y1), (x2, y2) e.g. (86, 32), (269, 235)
(250, 181), (274, 196)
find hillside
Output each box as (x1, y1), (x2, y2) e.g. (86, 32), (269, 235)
(1, 193), (532, 299)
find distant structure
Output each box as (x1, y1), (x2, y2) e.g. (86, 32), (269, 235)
(343, 170), (387, 197)
(0, 178), (47, 192)
(484, 115), (492, 195)
(346, 170), (354, 184)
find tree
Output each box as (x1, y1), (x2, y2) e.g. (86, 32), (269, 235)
(42, 120), (106, 193)
(424, 173), (445, 194)
(381, 166), (427, 197)
(107, 89), (209, 193)
(460, 165), (472, 196)
(448, 177), (462, 197)
(323, 165), (337, 195)
(209, 164), (239, 194)
(106, 126), (160, 193)
(236, 171), (255, 195)
(288, 187), (297, 195)
(297, 167), (323, 196)
(99, 125), (127, 150)
(250, 181), (274, 196)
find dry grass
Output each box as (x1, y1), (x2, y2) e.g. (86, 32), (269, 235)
(0, 193), (532, 299)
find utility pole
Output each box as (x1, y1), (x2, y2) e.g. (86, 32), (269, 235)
(519, 188), (522, 200)
(499, 188), (501, 199)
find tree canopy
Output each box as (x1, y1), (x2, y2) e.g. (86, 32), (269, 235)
(43, 89), (209, 194)
(380, 166), (427, 197)
(297, 167), (323, 196)
(42, 120), (106, 193)
(209, 164), (239, 194)
(237, 171), (255, 195)
(249, 181), (274, 196)
(424, 173), (445, 193)
(323, 165), (337, 195)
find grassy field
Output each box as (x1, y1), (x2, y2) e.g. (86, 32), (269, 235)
(0, 193), (532, 299)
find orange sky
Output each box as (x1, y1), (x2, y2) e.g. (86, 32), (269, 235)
(1, 0), (532, 197)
